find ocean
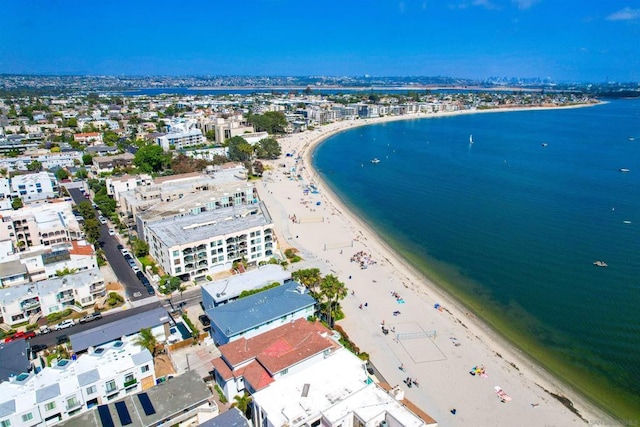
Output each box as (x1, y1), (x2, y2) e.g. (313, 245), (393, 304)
(312, 100), (640, 420)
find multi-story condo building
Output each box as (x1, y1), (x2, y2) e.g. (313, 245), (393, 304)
(0, 267), (106, 326)
(135, 182), (257, 241)
(104, 174), (153, 204)
(9, 171), (59, 203)
(197, 114), (254, 145)
(0, 201), (84, 251)
(0, 339), (155, 426)
(0, 150), (83, 173)
(0, 240), (98, 288)
(146, 202), (276, 281)
(155, 119), (203, 151)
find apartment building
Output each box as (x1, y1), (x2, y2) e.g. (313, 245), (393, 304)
(0, 267), (106, 326)
(9, 171), (60, 203)
(145, 202), (276, 281)
(0, 151), (83, 173)
(0, 339), (155, 427)
(0, 201), (85, 251)
(252, 349), (437, 427)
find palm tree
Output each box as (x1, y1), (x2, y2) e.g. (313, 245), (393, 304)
(232, 392), (252, 419)
(132, 327), (158, 356)
(292, 268), (322, 297)
(319, 274), (347, 327)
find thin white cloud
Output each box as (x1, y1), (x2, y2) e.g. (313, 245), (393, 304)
(512, 0), (539, 10)
(472, 0), (499, 9)
(607, 7), (640, 21)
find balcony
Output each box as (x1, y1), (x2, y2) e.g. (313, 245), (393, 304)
(57, 292), (74, 303)
(197, 260), (208, 267)
(196, 244), (206, 251)
(90, 283), (105, 292)
(123, 378), (137, 388)
(197, 251), (207, 259)
(184, 255), (195, 262)
(182, 248), (193, 255)
(20, 298), (40, 310)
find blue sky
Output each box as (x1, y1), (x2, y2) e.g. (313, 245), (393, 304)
(1, 0), (639, 82)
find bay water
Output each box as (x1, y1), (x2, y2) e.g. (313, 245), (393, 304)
(312, 100), (640, 419)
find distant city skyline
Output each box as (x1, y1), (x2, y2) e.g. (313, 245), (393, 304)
(1, 1), (639, 82)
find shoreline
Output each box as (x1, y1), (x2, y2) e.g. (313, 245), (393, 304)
(258, 104), (617, 426)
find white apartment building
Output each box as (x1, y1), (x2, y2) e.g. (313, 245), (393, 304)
(0, 267), (106, 326)
(0, 240), (98, 288)
(146, 202), (276, 281)
(155, 119), (203, 151)
(0, 150), (83, 173)
(252, 349), (436, 427)
(0, 339), (155, 427)
(9, 171), (60, 203)
(0, 201), (85, 251)
(104, 174), (153, 204)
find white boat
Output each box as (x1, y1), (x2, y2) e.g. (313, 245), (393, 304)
(469, 134), (474, 145)
(371, 158), (380, 164)
(619, 168), (630, 173)
(541, 142), (548, 147)
(593, 260), (608, 268)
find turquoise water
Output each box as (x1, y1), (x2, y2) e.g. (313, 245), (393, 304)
(312, 100), (640, 419)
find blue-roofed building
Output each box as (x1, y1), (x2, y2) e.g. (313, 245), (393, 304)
(206, 280), (316, 345)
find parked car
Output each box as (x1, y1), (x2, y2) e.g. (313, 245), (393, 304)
(108, 229), (116, 236)
(54, 319), (75, 330)
(128, 259), (137, 267)
(131, 265), (140, 273)
(124, 253), (133, 261)
(30, 343), (48, 354)
(136, 271), (145, 279)
(56, 334), (69, 345)
(117, 244), (123, 251)
(145, 285), (155, 295)
(140, 277), (150, 287)
(39, 325), (51, 334)
(198, 314), (211, 327)
(98, 216), (107, 224)
(4, 331), (36, 342)
(79, 312), (102, 324)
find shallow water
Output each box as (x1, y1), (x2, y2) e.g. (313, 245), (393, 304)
(312, 100), (640, 419)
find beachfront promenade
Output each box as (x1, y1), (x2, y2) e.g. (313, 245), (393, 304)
(258, 110), (616, 427)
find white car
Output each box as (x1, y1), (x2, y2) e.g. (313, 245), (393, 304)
(54, 319), (75, 330)
(98, 216), (107, 224)
(108, 229), (116, 236)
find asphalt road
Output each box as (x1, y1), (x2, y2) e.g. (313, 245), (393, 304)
(67, 187), (151, 301)
(27, 301), (164, 350)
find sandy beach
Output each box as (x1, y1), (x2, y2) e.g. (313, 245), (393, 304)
(257, 106), (617, 427)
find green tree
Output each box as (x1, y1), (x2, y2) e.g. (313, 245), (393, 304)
(76, 201), (95, 219)
(247, 111), (288, 134)
(55, 168), (69, 181)
(319, 274), (347, 327)
(83, 218), (101, 243)
(292, 268), (322, 297)
(132, 327), (159, 356)
(132, 238), (149, 257)
(0, 168), (8, 178)
(82, 153), (93, 165)
(75, 168), (88, 179)
(55, 267), (78, 277)
(255, 137), (282, 159)
(103, 130), (120, 146)
(232, 392), (253, 419)
(11, 197), (23, 210)
(227, 136), (254, 162)
(205, 130), (215, 142)
(27, 160), (42, 171)
(66, 117), (78, 128)
(134, 144), (169, 173)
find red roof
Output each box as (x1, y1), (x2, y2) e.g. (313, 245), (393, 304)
(69, 240), (95, 256)
(219, 318), (339, 375)
(211, 357), (234, 381)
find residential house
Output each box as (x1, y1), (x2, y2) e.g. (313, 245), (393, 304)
(211, 318), (340, 402)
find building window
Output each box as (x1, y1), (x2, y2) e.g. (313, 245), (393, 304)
(281, 368), (289, 376)
(141, 365), (150, 373)
(0, 419), (11, 427)
(45, 402), (56, 411)
(86, 385), (97, 395)
(105, 380), (117, 393)
(173, 250), (179, 257)
(66, 396), (80, 410)
(21, 413), (33, 422)
(175, 267), (181, 273)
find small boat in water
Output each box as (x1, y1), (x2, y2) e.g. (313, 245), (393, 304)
(593, 260), (608, 267)
(619, 168), (630, 173)
(541, 142), (548, 147)
(469, 134), (474, 145)
(371, 158), (380, 164)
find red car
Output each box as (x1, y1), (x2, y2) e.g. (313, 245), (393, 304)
(4, 331), (36, 343)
